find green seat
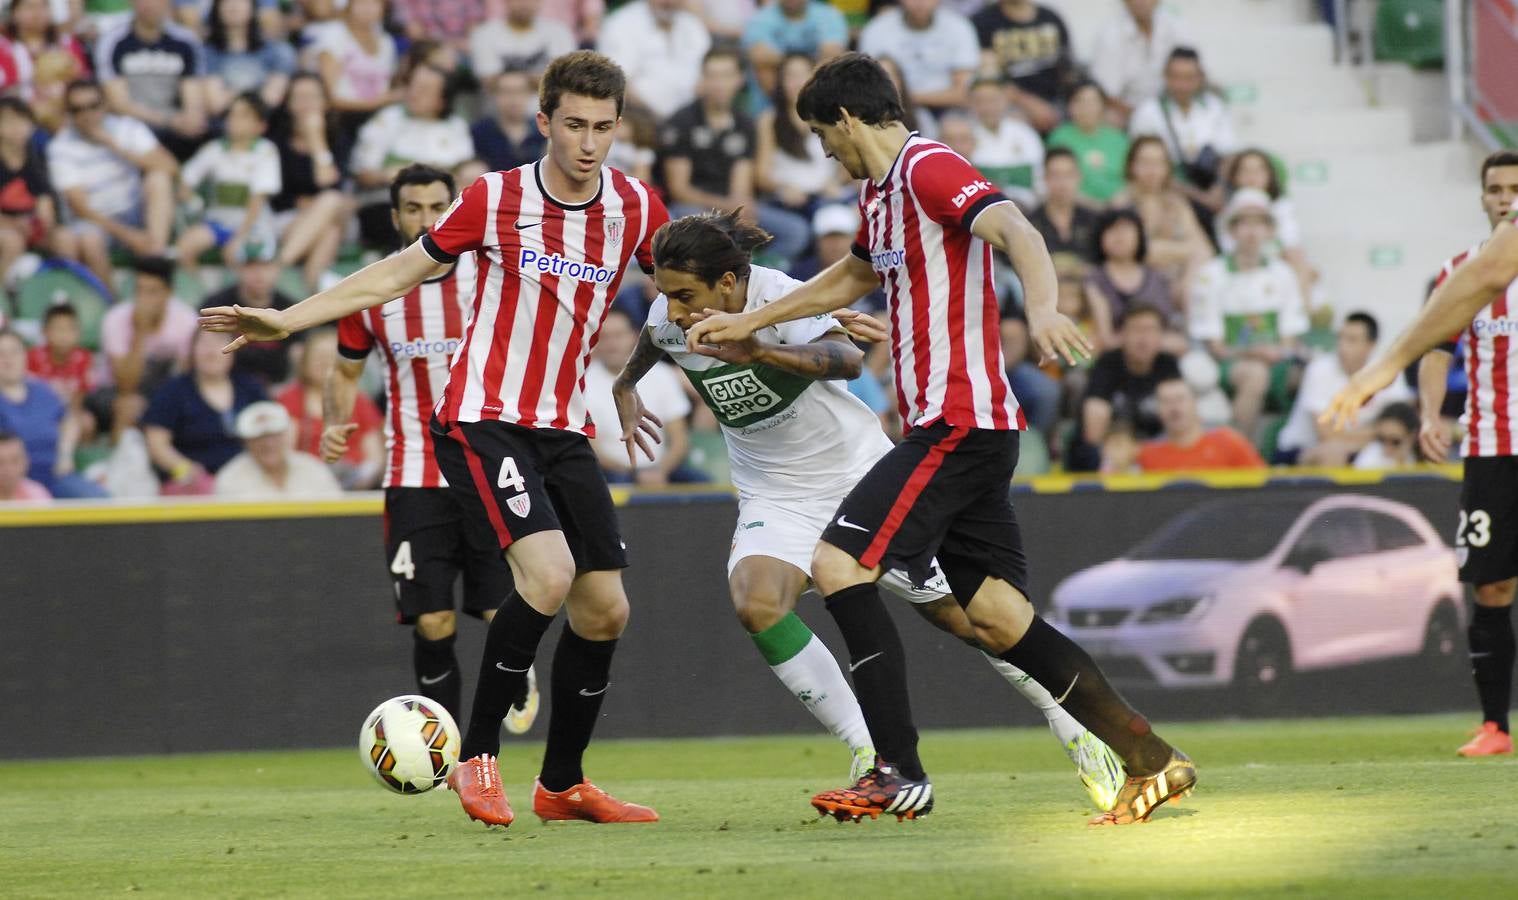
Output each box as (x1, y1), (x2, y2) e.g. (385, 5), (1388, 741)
(14, 262), (113, 351)
(685, 428), (731, 485)
(1374, 0), (1444, 69)
(1016, 426), (1052, 477)
(1257, 414), (1287, 461)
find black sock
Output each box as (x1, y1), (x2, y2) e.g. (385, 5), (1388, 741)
(1001, 616), (1173, 776)
(539, 625), (619, 792)
(1469, 604), (1514, 733)
(823, 583), (924, 781)
(413, 631), (460, 723)
(460, 592), (554, 761)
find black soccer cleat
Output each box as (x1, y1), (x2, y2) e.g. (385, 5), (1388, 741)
(811, 757), (934, 823)
(1088, 749), (1197, 825)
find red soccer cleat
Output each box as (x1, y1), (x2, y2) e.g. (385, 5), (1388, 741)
(532, 779), (659, 823)
(1456, 722), (1513, 757)
(447, 754), (515, 826)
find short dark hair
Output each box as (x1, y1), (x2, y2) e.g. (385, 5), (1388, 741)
(1344, 311), (1379, 343)
(0, 96), (33, 121)
(652, 210), (773, 286)
(64, 78), (101, 102)
(133, 256), (176, 284)
(1091, 208), (1149, 265)
(1166, 46), (1203, 68)
(390, 163), (456, 210)
(229, 90), (269, 123)
(1119, 302), (1165, 329)
(0, 429), (21, 446)
(1481, 150), (1518, 186)
(1375, 401), (1419, 434)
(43, 303), (79, 326)
(539, 50), (626, 120)
(1065, 79), (1106, 104)
(796, 52), (904, 127)
(1045, 146), (1078, 169)
(702, 45), (744, 70)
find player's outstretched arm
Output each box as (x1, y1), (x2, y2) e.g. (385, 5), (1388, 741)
(694, 332), (863, 382)
(611, 327), (669, 467)
(320, 357), (367, 464)
(972, 202), (1092, 365)
(200, 242), (445, 352)
(686, 253), (878, 346)
(1416, 350), (1455, 462)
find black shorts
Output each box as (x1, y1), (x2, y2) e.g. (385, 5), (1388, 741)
(820, 421), (1028, 604)
(384, 487), (513, 625)
(1457, 456), (1518, 585)
(431, 416), (628, 573)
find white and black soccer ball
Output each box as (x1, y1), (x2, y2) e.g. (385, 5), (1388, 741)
(359, 695), (461, 794)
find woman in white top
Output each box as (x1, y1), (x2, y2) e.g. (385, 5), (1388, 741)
(1219, 148), (1317, 297)
(314, 0), (397, 121)
(755, 53), (850, 214)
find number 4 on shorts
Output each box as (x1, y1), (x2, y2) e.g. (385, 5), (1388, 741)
(390, 540), (416, 580)
(498, 457), (526, 493)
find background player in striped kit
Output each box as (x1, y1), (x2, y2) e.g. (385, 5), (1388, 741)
(321, 164), (536, 736)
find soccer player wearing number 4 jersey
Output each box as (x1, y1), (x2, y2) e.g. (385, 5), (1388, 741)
(688, 54), (1194, 826)
(202, 52), (667, 828)
(616, 210), (1123, 809)
(320, 164), (538, 737)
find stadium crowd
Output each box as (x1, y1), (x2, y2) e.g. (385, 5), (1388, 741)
(0, 0), (1456, 503)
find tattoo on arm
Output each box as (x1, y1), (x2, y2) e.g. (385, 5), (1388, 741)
(762, 335), (862, 381)
(615, 328), (666, 387)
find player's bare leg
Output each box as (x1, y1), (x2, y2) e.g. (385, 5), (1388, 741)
(532, 569), (657, 823)
(1460, 577), (1516, 756)
(731, 556), (875, 779)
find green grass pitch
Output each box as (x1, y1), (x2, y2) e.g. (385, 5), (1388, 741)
(2, 714), (1513, 898)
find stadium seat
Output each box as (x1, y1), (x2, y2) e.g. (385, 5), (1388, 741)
(14, 260), (114, 351)
(1017, 427), (1052, 477)
(1373, 0), (1445, 69)
(685, 429), (731, 485)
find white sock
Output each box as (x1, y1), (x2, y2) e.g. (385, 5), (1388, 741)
(771, 636), (874, 753)
(984, 653), (1086, 747)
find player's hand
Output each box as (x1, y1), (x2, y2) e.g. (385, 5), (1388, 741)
(1027, 308), (1094, 366)
(199, 304), (291, 352)
(1419, 416), (1453, 463)
(833, 309), (889, 343)
(692, 334), (764, 364)
(612, 382), (663, 467)
(1320, 358), (1399, 431)
(685, 310), (757, 347)
(320, 423), (358, 464)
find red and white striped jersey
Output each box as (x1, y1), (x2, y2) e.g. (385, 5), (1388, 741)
(337, 253), (476, 487)
(851, 134), (1023, 432)
(1436, 246), (1518, 458)
(422, 161), (667, 434)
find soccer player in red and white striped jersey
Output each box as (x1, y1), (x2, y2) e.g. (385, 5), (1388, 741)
(202, 52), (665, 827)
(1327, 151), (1518, 757)
(688, 54), (1193, 826)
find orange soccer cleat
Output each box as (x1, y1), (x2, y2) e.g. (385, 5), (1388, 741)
(1088, 750), (1197, 826)
(1456, 722), (1513, 757)
(533, 779), (659, 823)
(447, 754), (515, 826)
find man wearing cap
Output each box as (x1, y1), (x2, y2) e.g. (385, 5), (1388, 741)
(1187, 186), (1308, 437)
(214, 400), (341, 498)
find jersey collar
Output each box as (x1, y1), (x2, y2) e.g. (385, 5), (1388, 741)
(534, 160), (605, 211)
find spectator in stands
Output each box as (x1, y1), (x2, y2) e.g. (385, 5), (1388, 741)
(999, 308), (1059, 436)
(1068, 303), (1181, 471)
(741, 0), (847, 98)
(966, 75), (1043, 211)
(1046, 80), (1130, 204)
(95, 0), (210, 159)
(143, 328), (267, 491)
(1029, 147), (1095, 266)
(313, 0), (398, 125)
(471, 69), (546, 173)
(692, 0), (755, 43)
(269, 72), (351, 293)
(0, 98), (71, 282)
(936, 110), (976, 161)
(101, 258), (195, 399)
(6, 0), (91, 133)
(392, 0), (481, 67)
(277, 328), (383, 489)
(753, 53), (850, 219)
(583, 307), (700, 487)
(877, 54), (935, 139)
(201, 250), (300, 386)
(1137, 376), (1264, 471)
(174, 91), (281, 274)
(858, 0), (979, 114)
(173, 0), (286, 39)
(970, 0), (1073, 134)
(469, 0), (576, 85)
(1085, 207), (1175, 334)
(214, 399), (343, 497)
(1275, 312), (1411, 466)
(1113, 134), (1212, 308)
(1352, 403), (1421, 470)
(1089, 0), (1190, 122)
(0, 429), (51, 501)
(661, 47), (808, 269)
(0, 328), (105, 497)
(1221, 147), (1315, 295)
(352, 63), (471, 248)
(203, 0), (296, 117)
(1188, 188), (1308, 437)
(49, 79), (179, 288)
(26, 304), (94, 439)
(597, 0), (711, 121)
(1128, 47), (1236, 216)
(539, 0), (604, 46)
(605, 101), (658, 184)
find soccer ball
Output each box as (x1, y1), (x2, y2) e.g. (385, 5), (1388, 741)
(359, 695), (461, 794)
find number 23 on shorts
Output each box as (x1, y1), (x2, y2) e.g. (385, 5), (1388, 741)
(1458, 509), (1492, 548)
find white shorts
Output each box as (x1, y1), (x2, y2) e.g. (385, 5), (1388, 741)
(727, 493), (950, 605)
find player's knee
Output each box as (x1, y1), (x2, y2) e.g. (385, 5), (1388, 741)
(414, 610), (457, 641)
(811, 542), (867, 596)
(575, 594), (629, 640)
(1475, 578), (1518, 607)
(732, 588), (787, 634)
(514, 564), (575, 607)
(914, 597), (979, 646)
